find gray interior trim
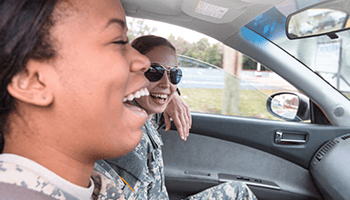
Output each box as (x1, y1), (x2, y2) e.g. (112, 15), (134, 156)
(310, 134), (350, 200)
(218, 173), (281, 190)
(161, 125), (322, 199)
(185, 112), (350, 169)
(121, 0), (273, 43)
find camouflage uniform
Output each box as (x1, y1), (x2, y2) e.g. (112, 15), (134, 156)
(105, 119), (168, 200)
(93, 160), (136, 200)
(184, 181), (257, 200)
(132, 119), (168, 200)
(0, 159), (135, 200)
(0, 161), (69, 200)
(106, 119), (258, 200)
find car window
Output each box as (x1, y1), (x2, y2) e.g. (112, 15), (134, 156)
(177, 53), (298, 121)
(245, 0), (350, 101)
(127, 17), (301, 122)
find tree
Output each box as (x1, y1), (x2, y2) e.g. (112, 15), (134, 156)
(185, 38), (210, 61)
(204, 43), (223, 68)
(168, 34), (193, 55)
(243, 56), (257, 70)
(177, 37), (224, 68)
(127, 18), (157, 41)
(126, 18), (224, 68)
(243, 56), (269, 71)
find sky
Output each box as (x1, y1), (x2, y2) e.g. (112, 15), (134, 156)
(126, 17), (219, 44)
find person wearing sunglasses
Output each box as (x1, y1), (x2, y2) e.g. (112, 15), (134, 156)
(105, 35), (257, 200)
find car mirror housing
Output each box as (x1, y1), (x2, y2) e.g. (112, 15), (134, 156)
(266, 92), (310, 122)
(286, 8), (350, 40)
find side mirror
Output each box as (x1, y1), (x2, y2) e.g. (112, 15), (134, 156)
(286, 8), (350, 39)
(266, 92), (310, 122)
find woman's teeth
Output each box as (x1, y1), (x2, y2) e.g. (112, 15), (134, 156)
(151, 94), (168, 99)
(123, 88), (149, 102)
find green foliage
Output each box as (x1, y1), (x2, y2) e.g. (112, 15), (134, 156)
(206, 43), (223, 67)
(169, 35), (224, 68)
(127, 18), (157, 41)
(243, 55), (270, 71)
(168, 34), (193, 55)
(243, 56), (257, 70)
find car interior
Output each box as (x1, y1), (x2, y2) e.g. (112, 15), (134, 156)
(121, 0), (350, 199)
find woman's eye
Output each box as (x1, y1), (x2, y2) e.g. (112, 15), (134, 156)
(113, 40), (129, 45)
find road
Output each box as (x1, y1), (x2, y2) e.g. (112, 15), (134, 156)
(178, 67), (295, 91)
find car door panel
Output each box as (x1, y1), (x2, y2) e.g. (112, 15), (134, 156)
(162, 130), (319, 200)
(160, 113), (350, 199)
(171, 113), (350, 168)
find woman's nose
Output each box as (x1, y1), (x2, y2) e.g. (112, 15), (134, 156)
(158, 72), (171, 88)
(128, 45), (150, 73)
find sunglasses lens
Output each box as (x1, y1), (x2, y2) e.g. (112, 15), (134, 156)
(145, 64), (182, 84)
(144, 64), (165, 82)
(170, 68), (182, 84)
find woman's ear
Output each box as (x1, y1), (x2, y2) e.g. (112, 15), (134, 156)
(7, 60), (54, 106)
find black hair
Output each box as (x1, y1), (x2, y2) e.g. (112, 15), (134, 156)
(131, 35), (176, 55)
(0, 0), (59, 152)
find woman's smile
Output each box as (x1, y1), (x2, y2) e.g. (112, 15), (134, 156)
(123, 87), (149, 117)
(150, 93), (169, 105)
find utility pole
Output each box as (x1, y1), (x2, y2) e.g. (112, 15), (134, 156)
(222, 45), (242, 115)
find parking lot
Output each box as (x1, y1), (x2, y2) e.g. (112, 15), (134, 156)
(178, 67), (296, 92)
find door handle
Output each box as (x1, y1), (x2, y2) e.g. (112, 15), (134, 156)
(275, 131), (307, 145)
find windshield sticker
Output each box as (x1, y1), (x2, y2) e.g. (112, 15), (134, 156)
(195, 1), (228, 19)
(315, 40), (341, 74)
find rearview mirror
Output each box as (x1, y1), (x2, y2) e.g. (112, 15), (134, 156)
(286, 8), (350, 39)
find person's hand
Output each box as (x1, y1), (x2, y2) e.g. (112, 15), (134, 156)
(164, 93), (191, 141)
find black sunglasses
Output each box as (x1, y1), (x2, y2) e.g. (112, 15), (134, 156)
(144, 63), (183, 85)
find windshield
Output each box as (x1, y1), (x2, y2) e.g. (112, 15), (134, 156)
(245, 0), (350, 100)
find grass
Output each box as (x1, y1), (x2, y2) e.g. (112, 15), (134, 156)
(179, 87), (283, 120)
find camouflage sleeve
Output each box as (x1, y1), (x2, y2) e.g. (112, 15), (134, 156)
(92, 162), (138, 200)
(184, 181), (257, 200)
(0, 162), (69, 200)
(0, 182), (57, 200)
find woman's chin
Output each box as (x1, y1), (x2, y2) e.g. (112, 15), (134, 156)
(147, 103), (167, 114)
(119, 128), (144, 157)
(107, 127), (144, 159)
(121, 102), (148, 142)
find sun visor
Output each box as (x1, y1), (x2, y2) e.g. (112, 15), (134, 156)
(241, 0), (285, 3)
(181, 0), (285, 24)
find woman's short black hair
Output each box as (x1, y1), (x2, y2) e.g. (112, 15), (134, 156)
(131, 35), (176, 55)
(0, 0), (59, 151)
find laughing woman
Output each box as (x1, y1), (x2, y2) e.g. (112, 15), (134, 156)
(106, 35), (257, 200)
(0, 0), (150, 199)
